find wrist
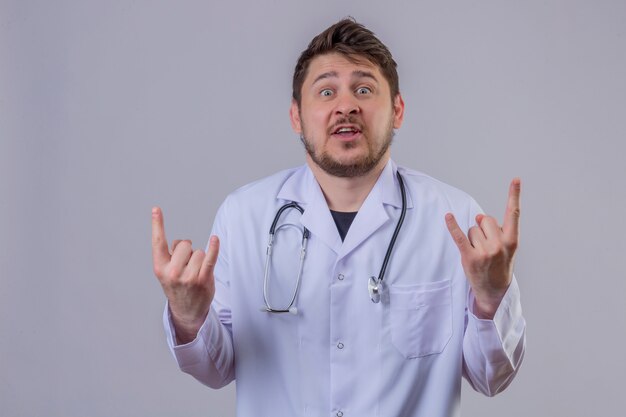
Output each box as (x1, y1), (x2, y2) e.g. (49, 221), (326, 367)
(473, 297), (499, 320)
(472, 288), (508, 320)
(170, 307), (210, 345)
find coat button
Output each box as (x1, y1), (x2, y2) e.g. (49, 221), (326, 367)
(337, 342), (344, 349)
(337, 273), (344, 281)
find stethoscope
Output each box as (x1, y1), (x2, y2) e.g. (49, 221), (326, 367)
(262, 171), (407, 314)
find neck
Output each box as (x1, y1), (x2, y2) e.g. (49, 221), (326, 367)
(307, 155), (390, 212)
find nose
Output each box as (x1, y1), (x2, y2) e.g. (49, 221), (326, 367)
(334, 91), (360, 116)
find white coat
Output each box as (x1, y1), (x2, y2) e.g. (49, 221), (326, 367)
(164, 159), (526, 417)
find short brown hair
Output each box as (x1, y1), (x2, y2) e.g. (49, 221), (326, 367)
(292, 18), (400, 106)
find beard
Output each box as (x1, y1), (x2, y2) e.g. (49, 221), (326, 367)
(300, 115), (395, 178)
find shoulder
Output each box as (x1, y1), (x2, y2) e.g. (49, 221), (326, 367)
(397, 165), (477, 207)
(211, 166), (305, 236)
(395, 165), (483, 229)
(219, 165), (304, 211)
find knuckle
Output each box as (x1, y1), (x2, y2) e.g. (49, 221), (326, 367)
(475, 252), (488, 264)
(167, 267), (182, 282)
(469, 225), (482, 235)
(185, 276), (207, 291)
(486, 248), (502, 259)
(472, 250), (489, 265)
(506, 238), (519, 251)
(153, 264), (164, 279)
(467, 229), (480, 242)
(486, 242), (504, 257)
(484, 216), (497, 226)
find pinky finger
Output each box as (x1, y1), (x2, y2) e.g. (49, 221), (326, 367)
(199, 235), (220, 281)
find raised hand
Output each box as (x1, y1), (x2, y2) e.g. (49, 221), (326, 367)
(151, 207), (220, 344)
(445, 179), (521, 319)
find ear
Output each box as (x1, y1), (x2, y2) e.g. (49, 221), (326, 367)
(392, 93), (405, 129)
(289, 99), (302, 134)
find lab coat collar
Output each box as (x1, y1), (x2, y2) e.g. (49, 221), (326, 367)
(276, 160), (413, 257)
(277, 166), (341, 253)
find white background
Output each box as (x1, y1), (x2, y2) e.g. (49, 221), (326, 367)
(1, 0), (625, 416)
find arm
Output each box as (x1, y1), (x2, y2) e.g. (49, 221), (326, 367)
(163, 302), (235, 389)
(462, 276), (526, 396)
(152, 206), (235, 388)
(445, 179), (526, 395)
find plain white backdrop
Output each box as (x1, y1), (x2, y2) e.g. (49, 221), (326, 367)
(1, 1), (625, 416)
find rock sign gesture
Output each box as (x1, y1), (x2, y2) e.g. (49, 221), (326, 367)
(151, 179), (520, 334)
(151, 207), (220, 344)
(445, 178), (521, 319)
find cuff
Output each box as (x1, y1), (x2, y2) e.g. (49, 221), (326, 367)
(162, 302), (220, 368)
(468, 277), (526, 363)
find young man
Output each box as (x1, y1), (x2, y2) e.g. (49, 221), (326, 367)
(152, 18), (525, 417)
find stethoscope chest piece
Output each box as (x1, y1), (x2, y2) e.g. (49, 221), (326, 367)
(368, 276), (385, 304)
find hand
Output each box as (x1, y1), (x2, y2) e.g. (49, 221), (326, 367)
(445, 179), (521, 319)
(151, 207), (220, 344)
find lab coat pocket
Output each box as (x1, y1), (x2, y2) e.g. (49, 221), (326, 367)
(389, 279), (452, 358)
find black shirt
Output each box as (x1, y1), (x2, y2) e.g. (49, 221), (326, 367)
(330, 210), (358, 241)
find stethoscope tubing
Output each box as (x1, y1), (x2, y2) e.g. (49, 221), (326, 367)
(263, 203), (309, 313)
(263, 170), (407, 312)
(374, 171), (407, 285)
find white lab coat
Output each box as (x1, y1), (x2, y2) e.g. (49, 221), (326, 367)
(164, 160), (526, 417)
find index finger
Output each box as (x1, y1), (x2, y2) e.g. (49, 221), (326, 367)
(502, 178), (521, 242)
(152, 207), (171, 267)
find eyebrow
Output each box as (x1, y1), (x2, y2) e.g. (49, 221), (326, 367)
(312, 70), (379, 86)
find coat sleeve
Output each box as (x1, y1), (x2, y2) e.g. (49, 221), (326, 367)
(461, 197), (526, 396)
(462, 277), (526, 396)
(162, 198), (236, 389)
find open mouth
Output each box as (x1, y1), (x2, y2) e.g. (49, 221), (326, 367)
(331, 125), (362, 140)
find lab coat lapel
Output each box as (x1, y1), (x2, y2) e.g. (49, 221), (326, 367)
(337, 164), (389, 260)
(336, 161), (414, 260)
(336, 181), (388, 261)
(276, 166), (342, 254)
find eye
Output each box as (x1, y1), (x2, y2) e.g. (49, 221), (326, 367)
(356, 86), (372, 95)
(320, 89), (333, 97)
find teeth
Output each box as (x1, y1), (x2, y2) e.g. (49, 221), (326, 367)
(336, 127), (356, 133)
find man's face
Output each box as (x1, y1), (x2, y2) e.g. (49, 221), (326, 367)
(290, 53), (404, 178)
